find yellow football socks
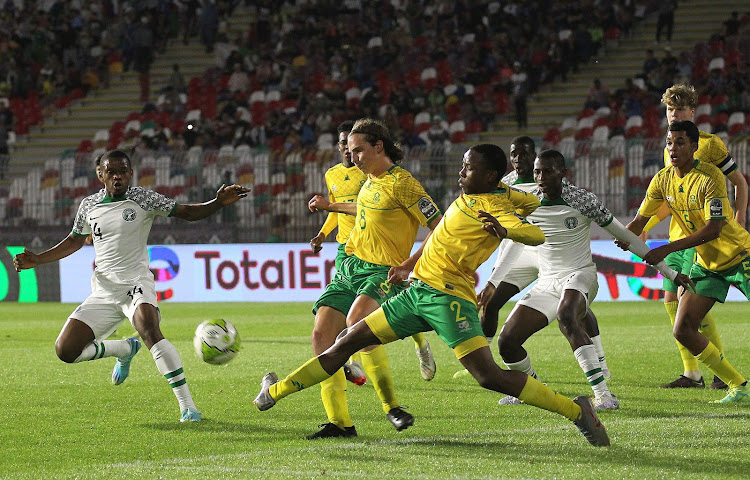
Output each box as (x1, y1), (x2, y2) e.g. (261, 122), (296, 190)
(411, 332), (427, 349)
(269, 357), (329, 401)
(320, 369), (353, 428)
(518, 376), (581, 422)
(696, 342), (746, 389)
(360, 345), (399, 413)
(666, 301), (701, 375)
(698, 312), (724, 355)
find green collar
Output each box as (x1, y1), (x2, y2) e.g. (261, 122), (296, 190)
(540, 196), (567, 206)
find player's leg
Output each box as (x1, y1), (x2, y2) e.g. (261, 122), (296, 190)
(410, 332), (436, 381)
(675, 291), (747, 400)
(309, 305), (355, 439)
(348, 293), (413, 429)
(131, 300), (199, 422)
(661, 249), (704, 388)
(459, 344), (609, 446)
(255, 316), (383, 410)
(582, 309), (610, 378)
(557, 273), (618, 410)
(480, 282), (521, 340)
(56, 296), (139, 366)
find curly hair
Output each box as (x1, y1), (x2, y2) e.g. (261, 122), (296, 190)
(661, 84), (698, 109)
(349, 118), (404, 162)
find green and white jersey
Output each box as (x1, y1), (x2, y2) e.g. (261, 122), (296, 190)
(72, 186), (177, 283)
(529, 183), (613, 277)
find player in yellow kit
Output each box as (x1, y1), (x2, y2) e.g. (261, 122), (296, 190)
(305, 120), (437, 439)
(622, 120), (750, 403)
(300, 118), (442, 437)
(254, 143), (611, 447)
(643, 84), (747, 390)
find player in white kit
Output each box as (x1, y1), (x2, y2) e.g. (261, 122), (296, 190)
(483, 150), (691, 410)
(13, 150), (250, 422)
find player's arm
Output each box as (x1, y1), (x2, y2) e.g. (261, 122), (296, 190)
(387, 214), (443, 284)
(308, 194), (356, 216)
(726, 169), (747, 228)
(641, 202), (671, 237)
(507, 185), (541, 217)
(173, 184), (250, 221)
(13, 233), (87, 271)
(478, 210), (545, 246)
(310, 193), (339, 253)
(642, 218), (724, 267)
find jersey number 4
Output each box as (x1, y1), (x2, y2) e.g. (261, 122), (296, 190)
(92, 222), (103, 239)
(127, 285), (144, 299)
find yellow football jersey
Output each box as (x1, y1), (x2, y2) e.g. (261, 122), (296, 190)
(414, 184), (544, 304)
(318, 163), (367, 244)
(640, 160), (750, 272)
(662, 131), (735, 241)
(346, 165), (441, 266)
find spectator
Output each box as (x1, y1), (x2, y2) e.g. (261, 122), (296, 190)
(133, 15), (154, 102)
(167, 64), (186, 93)
(510, 61), (529, 129)
(642, 49), (659, 77)
(426, 115), (450, 146)
(199, 0), (220, 54)
(585, 79), (610, 109)
(227, 62), (249, 94)
(655, 1), (677, 44)
(722, 11), (740, 38)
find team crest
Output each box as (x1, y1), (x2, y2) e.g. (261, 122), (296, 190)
(564, 217), (578, 229)
(122, 208), (137, 221)
(467, 198), (477, 209)
(372, 192), (381, 203)
(689, 194), (697, 204)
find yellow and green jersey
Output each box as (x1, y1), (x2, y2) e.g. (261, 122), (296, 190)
(640, 160), (750, 272)
(663, 131), (736, 241)
(346, 165), (441, 266)
(318, 163), (367, 244)
(414, 183), (544, 304)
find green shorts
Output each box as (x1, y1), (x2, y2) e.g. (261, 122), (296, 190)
(380, 280), (485, 350)
(688, 258), (750, 303)
(312, 254), (404, 315)
(663, 248), (696, 293)
(334, 243), (348, 271)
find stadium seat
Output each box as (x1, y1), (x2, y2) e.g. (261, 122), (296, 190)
(593, 125), (609, 142)
(317, 132), (334, 150)
(345, 87), (361, 108)
(449, 120), (466, 143)
(399, 113), (415, 132)
(466, 120), (482, 134)
(624, 115), (643, 138)
(421, 67), (437, 90)
(728, 112), (745, 136)
(414, 111), (431, 133)
(266, 90), (282, 110)
(560, 117), (577, 138)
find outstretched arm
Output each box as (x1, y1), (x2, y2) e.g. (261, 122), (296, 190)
(605, 217), (693, 291)
(309, 194), (357, 216)
(172, 184), (250, 221)
(13, 233), (87, 271)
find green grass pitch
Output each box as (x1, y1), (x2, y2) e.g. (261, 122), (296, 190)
(2, 301), (750, 479)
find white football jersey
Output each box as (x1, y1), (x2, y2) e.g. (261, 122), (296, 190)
(73, 187), (176, 283)
(528, 183), (613, 277)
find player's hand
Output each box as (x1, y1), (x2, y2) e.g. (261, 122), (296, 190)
(216, 184), (250, 205)
(310, 232), (325, 253)
(614, 238), (630, 251)
(478, 210), (508, 238)
(387, 265), (411, 285)
(309, 194), (330, 213)
(643, 245), (669, 266)
(477, 282), (496, 314)
(675, 273), (696, 294)
(13, 248), (37, 272)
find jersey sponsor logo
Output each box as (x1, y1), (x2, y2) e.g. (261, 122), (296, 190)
(418, 197), (437, 218)
(564, 217), (578, 229)
(709, 198), (723, 217)
(122, 207), (137, 221)
(457, 320), (470, 332)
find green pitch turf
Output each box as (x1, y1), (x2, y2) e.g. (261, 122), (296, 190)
(2, 301), (750, 479)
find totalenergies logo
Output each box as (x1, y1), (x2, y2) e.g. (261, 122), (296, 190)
(148, 246), (179, 301)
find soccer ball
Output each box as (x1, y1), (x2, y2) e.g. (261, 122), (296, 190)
(193, 319), (241, 365)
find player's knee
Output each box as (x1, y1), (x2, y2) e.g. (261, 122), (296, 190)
(55, 341), (78, 363)
(497, 331), (518, 359)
